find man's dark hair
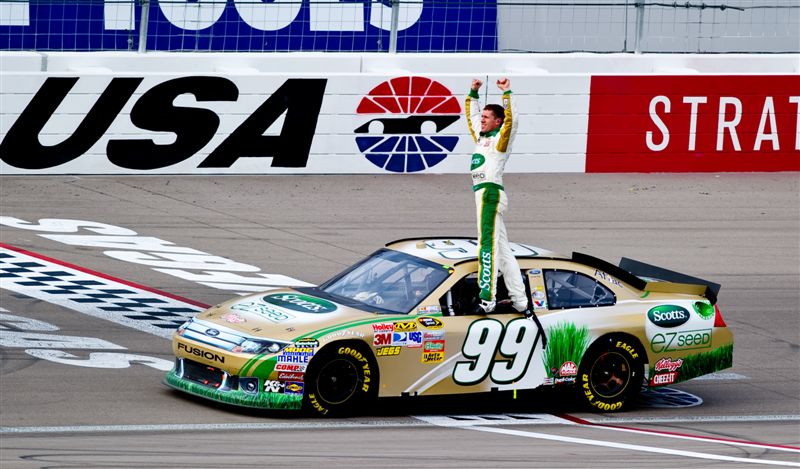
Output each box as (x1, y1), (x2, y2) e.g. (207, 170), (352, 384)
(484, 104), (505, 124)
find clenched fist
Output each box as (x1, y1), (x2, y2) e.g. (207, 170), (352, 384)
(496, 78), (510, 91)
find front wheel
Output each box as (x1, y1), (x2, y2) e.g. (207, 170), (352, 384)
(577, 336), (644, 412)
(303, 344), (376, 417)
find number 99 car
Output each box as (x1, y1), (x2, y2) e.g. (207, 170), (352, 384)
(165, 238), (733, 416)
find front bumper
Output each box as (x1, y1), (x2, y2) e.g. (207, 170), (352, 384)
(164, 358), (303, 410)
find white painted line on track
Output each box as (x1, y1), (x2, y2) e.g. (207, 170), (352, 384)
(462, 425), (800, 467)
(555, 414), (800, 453)
(0, 420), (430, 434)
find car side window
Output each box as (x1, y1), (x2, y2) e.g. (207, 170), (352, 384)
(544, 270), (615, 309)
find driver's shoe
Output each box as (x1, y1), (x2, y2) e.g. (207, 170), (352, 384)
(474, 299), (496, 314)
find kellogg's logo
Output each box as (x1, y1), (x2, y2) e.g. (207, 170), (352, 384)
(355, 77), (460, 173)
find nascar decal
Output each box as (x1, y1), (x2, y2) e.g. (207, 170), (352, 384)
(354, 76), (460, 173)
(0, 244), (203, 339)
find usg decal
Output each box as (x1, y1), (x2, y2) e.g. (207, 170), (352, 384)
(0, 77), (326, 170)
(263, 293), (337, 314)
(647, 305), (690, 328)
(354, 76), (460, 173)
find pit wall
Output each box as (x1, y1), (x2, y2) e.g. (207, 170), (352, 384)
(1, 52), (798, 174)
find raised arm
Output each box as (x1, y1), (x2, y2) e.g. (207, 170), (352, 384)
(465, 79), (483, 143)
(495, 78), (518, 153)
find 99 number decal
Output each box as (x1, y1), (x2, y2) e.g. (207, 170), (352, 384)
(453, 318), (544, 385)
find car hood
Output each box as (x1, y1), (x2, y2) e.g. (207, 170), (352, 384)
(193, 288), (383, 342)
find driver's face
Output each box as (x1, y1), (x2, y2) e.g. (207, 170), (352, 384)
(480, 110), (501, 133)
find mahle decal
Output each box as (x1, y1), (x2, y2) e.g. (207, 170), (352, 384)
(647, 305), (690, 328)
(263, 293), (337, 314)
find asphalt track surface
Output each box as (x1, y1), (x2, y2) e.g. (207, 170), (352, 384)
(0, 173), (798, 468)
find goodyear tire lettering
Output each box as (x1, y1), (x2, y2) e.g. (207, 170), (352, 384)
(577, 336), (644, 413)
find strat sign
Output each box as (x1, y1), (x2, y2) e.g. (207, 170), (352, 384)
(586, 76), (800, 172)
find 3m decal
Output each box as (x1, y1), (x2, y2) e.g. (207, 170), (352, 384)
(453, 318), (545, 386)
(354, 77), (461, 173)
(1, 77), (327, 170)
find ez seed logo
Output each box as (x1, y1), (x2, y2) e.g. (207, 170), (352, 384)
(354, 77), (460, 173)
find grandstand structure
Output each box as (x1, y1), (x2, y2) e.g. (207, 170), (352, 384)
(1, 0), (798, 53)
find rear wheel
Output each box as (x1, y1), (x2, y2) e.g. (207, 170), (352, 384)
(577, 335), (644, 412)
(303, 343), (376, 417)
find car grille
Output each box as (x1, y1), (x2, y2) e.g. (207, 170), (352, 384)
(182, 359), (232, 390)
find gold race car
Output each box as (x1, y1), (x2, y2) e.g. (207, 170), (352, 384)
(165, 238), (733, 415)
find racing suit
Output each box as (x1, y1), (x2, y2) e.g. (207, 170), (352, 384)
(466, 87), (526, 310)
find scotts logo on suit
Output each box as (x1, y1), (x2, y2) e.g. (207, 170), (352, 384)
(0, 77), (327, 170)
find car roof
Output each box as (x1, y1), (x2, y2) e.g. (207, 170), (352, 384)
(384, 237), (567, 266)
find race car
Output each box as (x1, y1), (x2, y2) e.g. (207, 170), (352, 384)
(165, 238), (733, 415)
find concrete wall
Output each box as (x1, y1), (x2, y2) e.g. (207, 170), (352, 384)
(1, 52), (798, 174)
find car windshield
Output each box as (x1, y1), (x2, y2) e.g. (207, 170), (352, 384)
(319, 249), (451, 314)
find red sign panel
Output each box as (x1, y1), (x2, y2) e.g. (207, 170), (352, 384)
(586, 76), (800, 172)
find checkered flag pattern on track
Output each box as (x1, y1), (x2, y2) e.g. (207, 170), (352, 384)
(0, 247), (204, 339)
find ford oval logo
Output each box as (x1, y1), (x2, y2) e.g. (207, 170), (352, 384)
(647, 305), (690, 328)
(206, 329), (220, 337)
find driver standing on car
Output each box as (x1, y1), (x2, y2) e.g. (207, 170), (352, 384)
(466, 77), (527, 314)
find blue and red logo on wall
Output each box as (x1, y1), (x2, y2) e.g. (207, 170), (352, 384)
(354, 77), (461, 173)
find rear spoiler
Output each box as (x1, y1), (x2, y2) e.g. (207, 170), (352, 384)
(572, 252), (721, 305)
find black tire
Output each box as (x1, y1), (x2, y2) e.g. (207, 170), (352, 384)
(303, 343), (376, 417)
(577, 335), (644, 412)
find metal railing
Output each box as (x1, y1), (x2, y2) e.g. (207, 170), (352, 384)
(0, 0), (797, 53)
